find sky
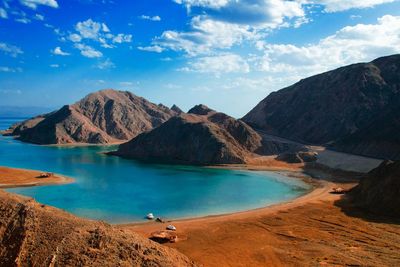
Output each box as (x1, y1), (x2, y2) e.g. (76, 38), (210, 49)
(0, 0), (400, 117)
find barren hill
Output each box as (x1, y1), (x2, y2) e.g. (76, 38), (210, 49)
(4, 89), (178, 145)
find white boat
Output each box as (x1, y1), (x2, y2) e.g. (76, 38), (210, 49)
(166, 224), (176, 231)
(146, 213), (154, 220)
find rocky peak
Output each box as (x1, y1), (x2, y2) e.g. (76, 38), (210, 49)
(188, 104), (214, 115)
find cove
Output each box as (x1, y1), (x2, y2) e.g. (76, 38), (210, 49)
(0, 118), (310, 224)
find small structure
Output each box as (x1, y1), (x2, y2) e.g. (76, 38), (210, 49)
(150, 230), (178, 243)
(331, 187), (346, 194)
(37, 172), (54, 178)
(166, 224), (176, 231)
(155, 217), (165, 223)
(146, 213), (154, 220)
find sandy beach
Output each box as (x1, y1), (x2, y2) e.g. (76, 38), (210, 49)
(0, 166), (74, 188)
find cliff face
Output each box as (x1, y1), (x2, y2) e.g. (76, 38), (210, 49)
(5, 89), (178, 145)
(113, 105), (263, 165)
(243, 54), (400, 159)
(0, 190), (196, 267)
(349, 160), (400, 218)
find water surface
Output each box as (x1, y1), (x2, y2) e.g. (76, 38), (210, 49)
(0, 118), (310, 223)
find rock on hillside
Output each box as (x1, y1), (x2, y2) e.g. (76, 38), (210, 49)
(112, 105), (263, 165)
(243, 54), (400, 160)
(4, 89), (178, 145)
(349, 160), (400, 218)
(0, 190), (196, 267)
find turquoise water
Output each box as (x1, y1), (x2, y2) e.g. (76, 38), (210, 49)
(0, 118), (310, 223)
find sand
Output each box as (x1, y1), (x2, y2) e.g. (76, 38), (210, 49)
(0, 166), (73, 188)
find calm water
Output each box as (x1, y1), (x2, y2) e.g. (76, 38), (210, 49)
(0, 118), (310, 223)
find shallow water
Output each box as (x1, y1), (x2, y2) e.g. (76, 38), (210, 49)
(0, 117), (310, 223)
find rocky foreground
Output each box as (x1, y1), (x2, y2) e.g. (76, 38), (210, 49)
(349, 160), (400, 217)
(243, 54), (400, 160)
(0, 190), (196, 267)
(3, 89), (178, 145)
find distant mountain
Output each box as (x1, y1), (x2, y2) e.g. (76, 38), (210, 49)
(0, 106), (54, 118)
(243, 54), (400, 160)
(349, 160), (400, 218)
(3, 89), (178, 145)
(112, 105), (264, 165)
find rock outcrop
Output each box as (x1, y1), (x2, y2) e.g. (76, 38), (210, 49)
(349, 160), (400, 218)
(243, 54), (400, 160)
(4, 89), (178, 145)
(112, 105), (264, 165)
(0, 190), (196, 267)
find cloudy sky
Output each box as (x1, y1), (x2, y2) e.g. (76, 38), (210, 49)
(1, 0), (400, 117)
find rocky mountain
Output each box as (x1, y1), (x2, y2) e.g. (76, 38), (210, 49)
(112, 105), (264, 165)
(3, 89), (178, 145)
(0, 190), (196, 266)
(243, 54), (400, 160)
(349, 160), (400, 218)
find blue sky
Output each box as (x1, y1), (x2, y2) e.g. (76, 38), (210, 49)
(1, 0), (400, 117)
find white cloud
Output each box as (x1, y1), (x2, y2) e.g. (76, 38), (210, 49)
(153, 16), (255, 56)
(19, 0), (59, 9)
(34, 14), (44, 20)
(50, 64), (59, 68)
(317, 0), (395, 12)
(138, 45), (164, 53)
(151, 0), (307, 56)
(74, 43), (102, 58)
(0, 66), (23, 72)
(256, 15), (400, 80)
(68, 19), (132, 53)
(15, 17), (31, 23)
(0, 8), (8, 19)
(75, 19), (102, 40)
(180, 53), (250, 75)
(139, 15), (161, 21)
(112, 33), (132, 43)
(52, 46), (70, 56)
(68, 33), (82, 42)
(0, 43), (23, 57)
(97, 58), (115, 69)
(174, 0), (305, 27)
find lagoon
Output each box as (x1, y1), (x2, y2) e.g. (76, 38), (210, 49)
(0, 118), (310, 223)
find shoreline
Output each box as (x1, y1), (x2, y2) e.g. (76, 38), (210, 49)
(0, 166), (74, 189)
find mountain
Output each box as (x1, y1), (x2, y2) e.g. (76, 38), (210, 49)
(3, 89), (178, 145)
(0, 190), (196, 266)
(349, 160), (400, 218)
(112, 105), (264, 165)
(243, 54), (400, 160)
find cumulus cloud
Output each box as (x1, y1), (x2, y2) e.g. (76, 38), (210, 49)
(139, 15), (161, 21)
(74, 43), (102, 58)
(256, 15), (400, 79)
(316, 0), (396, 12)
(180, 53), (250, 75)
(152, 16), (256, 56)
(52, 46), (70, 56)
(19, 0), (59, 9)
(149, 0), (307, 56)
(0, 43), (23, 57)
(138, 45), (164, 53)
(97, 58), (115, 69)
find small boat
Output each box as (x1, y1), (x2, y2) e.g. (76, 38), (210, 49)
(146, 213), (154, 220)
(166, 224), (176, 231)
